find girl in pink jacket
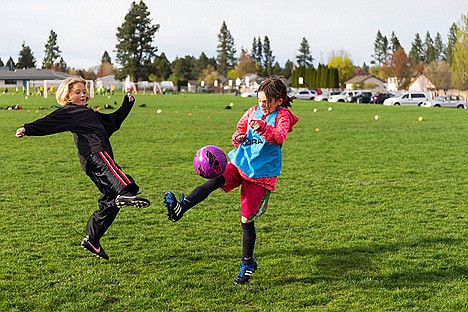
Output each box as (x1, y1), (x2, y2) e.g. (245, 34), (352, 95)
(164, 76), (299, 285)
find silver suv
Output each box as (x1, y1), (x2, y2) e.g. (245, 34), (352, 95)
(383, 92), (429, 106)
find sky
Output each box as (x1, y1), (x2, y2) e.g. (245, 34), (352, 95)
(1, 0), (467, 70)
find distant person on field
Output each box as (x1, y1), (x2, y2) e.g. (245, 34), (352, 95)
(15, 76), (150, 260)
(164, 76), (299, 285)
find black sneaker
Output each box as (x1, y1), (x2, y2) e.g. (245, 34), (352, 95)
(164, 192), (185, 222)
(115, 194), (151, 208)
(233, 259), (257, 285)
(81, 237), (109, 260)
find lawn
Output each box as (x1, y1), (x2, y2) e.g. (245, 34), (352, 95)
(1, 91), (468, 311)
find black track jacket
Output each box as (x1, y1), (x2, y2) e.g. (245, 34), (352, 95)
(23, 96), (134, 170)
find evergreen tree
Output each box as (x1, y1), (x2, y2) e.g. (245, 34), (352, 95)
(42, 30), (61, 69)
(271, 61), (282, 76)
(451, 14), (468, 90)
(171, 55), (196, 81)
(151, 52), (171, 81)
(0, 58), (3, 67)
(424, 32), (438, 64)
(216, 21), (237, 76)
(390, 31), (402, 51)
(17, 41), (36, 69)
(6, 57), (16, 70)
(409, 33), (424, 65)
(101, 51), (112, 64)
(115, 0), (160, 82)
(434, 32), (446, 61)
(446, 23), (458, 65)
(57, 57), (67, 72)
(262, 36), (275, 76)
(372, 30), (389, 65)
(283, 59), (294, 79)
(296, 37), (313, 67)
(251, 37), (262, 66)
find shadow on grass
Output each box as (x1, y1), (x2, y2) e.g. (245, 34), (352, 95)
(272, 236), (468, 289)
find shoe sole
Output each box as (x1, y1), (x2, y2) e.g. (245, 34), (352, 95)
(116, 198), (151, 209)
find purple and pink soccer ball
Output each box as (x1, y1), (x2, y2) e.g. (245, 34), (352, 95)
(193, 145), (227, 179)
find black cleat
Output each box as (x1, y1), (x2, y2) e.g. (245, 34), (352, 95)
(164, 192), (185, 222)
(233, 259), (257, 285)
(81, 237), (109, 260)
(115, 194), (150, 209)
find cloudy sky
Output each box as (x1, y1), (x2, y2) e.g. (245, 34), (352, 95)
(1, 0), (466, 70)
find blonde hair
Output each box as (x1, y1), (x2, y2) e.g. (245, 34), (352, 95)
(56, 76), (90, 106)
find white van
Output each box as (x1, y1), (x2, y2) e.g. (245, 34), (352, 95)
(328, 90), (361, 103)
(383, 92), (429, 106)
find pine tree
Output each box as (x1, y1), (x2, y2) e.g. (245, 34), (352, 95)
(101, 51), (112, 64)
(57, 57), (67, 72)
(446, 23), (458, 65)
(0, 58), (4, 67)
(409, 33), (424, 65)
(296, 37), (313, 67)
(283, 60), (294, 79)
(424, 32), (438, 64)
(262, 36), (275, 76)
(451, 14), (468, 90)
(390, 31), (402, 51)
(151, 52), (171, 81)
(115, 0), (160, 81)
(17, 41), (36, 69)
(372, 31), (389, 65)
(6, 57), (16, 70)
(216, 21), (237, 76)
(434, 32), (446, 61)
(42, 30), (61, 69)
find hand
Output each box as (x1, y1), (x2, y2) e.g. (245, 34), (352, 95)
(126, 93), (135, 103)
(234, 134), (246, 143)
(249, 120), (264, 132)
(16, 127), (26, 138)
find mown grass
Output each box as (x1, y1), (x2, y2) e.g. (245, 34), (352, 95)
(1, 91), (468, 311)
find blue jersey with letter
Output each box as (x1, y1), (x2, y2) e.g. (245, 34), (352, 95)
(228, 105), (282, 178)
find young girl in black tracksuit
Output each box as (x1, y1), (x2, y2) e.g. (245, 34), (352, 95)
(16, 76), (150, 260)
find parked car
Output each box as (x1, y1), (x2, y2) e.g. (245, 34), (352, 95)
(383, 92), (429, 106)
(315, 91), (341, 101)
(291, 90), (317, 100)
(371, 93), (394, 104)
(328, 90), (361, 102)
(422, 95), (467, 109)
(347, 91), (373, 103)
(240, 90), (257, 97)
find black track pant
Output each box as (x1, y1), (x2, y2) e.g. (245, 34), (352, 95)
(84, 151), (139, 242)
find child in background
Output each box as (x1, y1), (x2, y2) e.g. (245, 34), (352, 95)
(16, 76), (150, 260)
(164, 76), (299, 284)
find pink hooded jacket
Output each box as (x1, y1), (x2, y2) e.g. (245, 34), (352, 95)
(229, 105), (299, 191)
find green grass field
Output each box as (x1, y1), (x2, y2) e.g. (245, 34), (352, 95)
(2, 91), (468, 311)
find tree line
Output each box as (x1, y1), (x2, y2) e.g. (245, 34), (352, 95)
(1, 1), (467, 91)
(371, 15), (468, 91)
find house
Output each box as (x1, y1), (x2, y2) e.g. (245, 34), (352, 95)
(408, 74), (436, 92)
(0, 68), (69, 90)
(344, 75), (386, 92)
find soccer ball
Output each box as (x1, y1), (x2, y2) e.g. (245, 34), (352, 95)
(193, 145), (227, 179)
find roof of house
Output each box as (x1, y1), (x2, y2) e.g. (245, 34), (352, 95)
(345, 74), (385, 84)
(0, 68), (70, 80)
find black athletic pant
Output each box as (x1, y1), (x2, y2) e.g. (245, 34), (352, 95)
(84, 151), (139, 242)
